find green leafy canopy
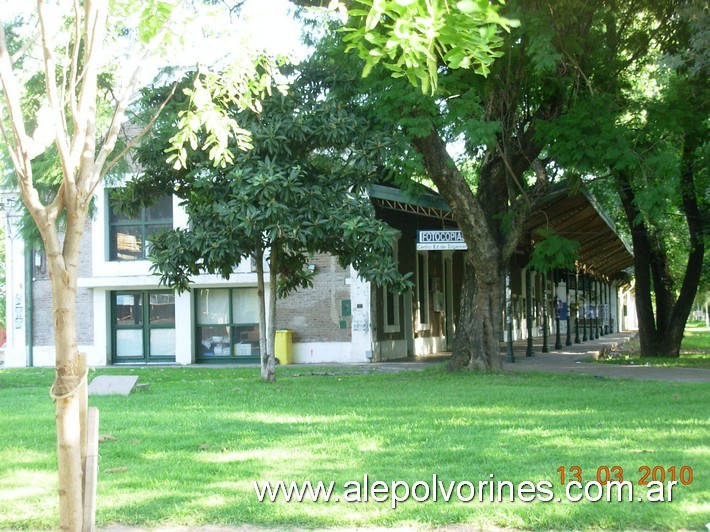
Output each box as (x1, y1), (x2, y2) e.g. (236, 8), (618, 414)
(337, 0), (519, 94)
(119, 61), (412, 297)
(528, 227), (580, 274)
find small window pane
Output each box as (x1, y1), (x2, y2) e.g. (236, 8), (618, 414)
(108, 189), (173, 262)
(198, 326), (231, 357)
(150, 329), (175, 358)
(116, 329), (143, 358)
(115, 293), (142, 325)
(145, 224), (172, 254)
(232, 288), (259, 323)
(233, 325), (260, 357)
(196, 289), (230, 325)
(386, 290), (397, 326)
(418, 254), (425, 302)
(108, 192), (140, 224)
(146, 195), (173, 221)
(149, 293), (175, 325)
(111, 225), (143, 261)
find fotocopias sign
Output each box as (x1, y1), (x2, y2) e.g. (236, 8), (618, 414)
(416, 230), (468, 251)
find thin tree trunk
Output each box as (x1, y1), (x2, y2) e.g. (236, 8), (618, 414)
(255, 246), (275, 381)
(617, 149), (706, 358)
(266, 252), (277, 382)
(47, 233), (85, 531)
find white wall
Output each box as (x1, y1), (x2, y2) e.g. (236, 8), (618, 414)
(377, 338), (408, 361)
(292, 342), (366, 364)
(3, 199), (27, 368)
(349, 266), (374, 362)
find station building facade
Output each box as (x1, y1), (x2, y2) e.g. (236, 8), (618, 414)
(2, 182), (634, 368)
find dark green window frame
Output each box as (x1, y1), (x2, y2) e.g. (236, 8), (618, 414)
(111, 290), (176, 363)
(107, 189), (173, 261)
(195, 287), (260, 363)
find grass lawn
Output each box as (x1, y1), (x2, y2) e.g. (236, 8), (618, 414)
(683, 323), (710, 352)
(0, 366), (708, 530)
(595, 324), (710, 369)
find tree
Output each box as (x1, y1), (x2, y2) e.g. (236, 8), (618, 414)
(618, 1), (708, 357)
(0, 223), (5, 332)
(293, 0), (518, 95)
(318, 0), (695, 369)
(539, 0), (708, 357)
(0, 1), (272, 527)
(118, 66), (409, 381)
(315, 1), (641, 370)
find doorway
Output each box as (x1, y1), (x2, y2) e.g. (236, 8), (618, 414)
(111, 291), (176, 363)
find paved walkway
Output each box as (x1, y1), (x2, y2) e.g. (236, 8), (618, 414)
(369, 332), (709, 383)
(285, 332), (709, 383)
(3, 333), (708, 383)
(498, 332), (710, 383)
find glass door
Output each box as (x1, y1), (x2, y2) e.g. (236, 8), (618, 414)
(112, 291), (176, 363)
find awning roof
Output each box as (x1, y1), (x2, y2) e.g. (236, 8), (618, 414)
(369, 184), (634, 279)
(523, 188), (634, 279)
(368, 184), (456, 222)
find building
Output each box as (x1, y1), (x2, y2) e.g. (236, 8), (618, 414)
(2, 182), (634, 368)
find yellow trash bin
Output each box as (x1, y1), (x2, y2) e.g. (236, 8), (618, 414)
(275, 330), (293, 365)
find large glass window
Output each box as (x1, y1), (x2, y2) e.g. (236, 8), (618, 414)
(112, 291), (175, 362)
(108, 190), (173, 261)
(196, 288), (260, 360)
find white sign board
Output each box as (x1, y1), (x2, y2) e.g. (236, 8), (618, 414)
(416, 230), (468, 250)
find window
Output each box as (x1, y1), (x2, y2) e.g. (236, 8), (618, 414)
(112, 291), (175, 362)
(196, 288), (260, 360)
(108, 189), (173, 261)
(382, 241), (400, 333)
(417, 252), (429, 327)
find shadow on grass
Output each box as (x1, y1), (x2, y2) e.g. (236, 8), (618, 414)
(1, 367), (708, 530)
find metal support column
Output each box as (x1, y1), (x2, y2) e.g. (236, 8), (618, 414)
(594, 278), (600, 339)
(542, 271), (549, 353)
(554, 271), (562, 350)
(525, 267), (534, 357)
(565, 270), (572, 346)
(599, 279), (607, 336)
(505, 264), (515, 363)
(608, 282), (614, 333)
(582, 274), (588, 342)
(574, 270), (580, 344)
(604, 281), (610, 334)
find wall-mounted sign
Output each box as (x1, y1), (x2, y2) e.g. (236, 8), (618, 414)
(416, 230), (468, 250)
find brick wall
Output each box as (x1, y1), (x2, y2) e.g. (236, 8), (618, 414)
(32, 220), (94, 346)
(275, 253), (352, 343)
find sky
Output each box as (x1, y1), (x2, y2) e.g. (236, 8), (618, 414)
(0, 0), (313, 107)
(237, 0), (307, 59)
(0, 0), (310, 67)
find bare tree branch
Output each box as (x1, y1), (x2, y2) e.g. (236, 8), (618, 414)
(69, 0), (82, 126)
(37, 0), (74, 186)
(0, 19), (47, 220)
(98, 81), (178, 185)
(93, 0), (187, 185)
(10, 30), (40, 65)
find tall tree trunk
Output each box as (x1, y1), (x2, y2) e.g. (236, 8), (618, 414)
(46, 213), (86, 531)
(617, 144), (706, 357)
(411, 129), (504, 370)
(447, 258), (503, 371)
(617, 172), (657, 347)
